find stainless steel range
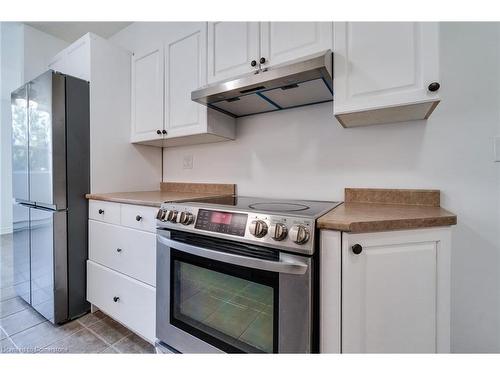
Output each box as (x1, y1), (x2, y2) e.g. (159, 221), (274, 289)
(155, 196), (341, 353)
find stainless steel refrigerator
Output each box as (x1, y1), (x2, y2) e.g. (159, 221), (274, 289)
(11, 70), (90, 324)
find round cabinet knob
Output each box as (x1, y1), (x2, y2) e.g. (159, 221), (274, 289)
(135, 215), (142, 222)
(156, 129), (162, 135)
(428, 82), (440, 92)
(250, 60), (257, 67)
(162, 129), (167, 135)
(352, 244), (363, 255)
(166, 210), (178, 223)
(116, 248), (122, 253)
(289, 225), (310, 245)
(113, 296), (120, 302)
(249, 220), (268, 238)
(98, 209), (104, 215)
(156, 209), (167, 221)
(179, 211), (194, 225)
(270, 223), (287, 241)
(259, 57), (266, 64)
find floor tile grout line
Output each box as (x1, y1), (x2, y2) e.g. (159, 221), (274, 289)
(0, 307), (29, 320)
(37, 315), (109, 352)
(40, 325), (88, 352)
(15, 320), (93, 353)
(1, 326), (20, 352)
(4, 319), (46, 340)
(83, 321), (129, 349)
(109, 331), (135, 353)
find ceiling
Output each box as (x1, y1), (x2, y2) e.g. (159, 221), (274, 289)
(24, 22), (132, 43)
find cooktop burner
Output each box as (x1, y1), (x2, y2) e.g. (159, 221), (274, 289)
(176, 195), (340, 219)
(248, 202), (310, 212)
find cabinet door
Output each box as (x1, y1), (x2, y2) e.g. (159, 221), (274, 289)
(165, 24), (208, 138)
(260, 22), (332, 68)
(342, 229), (450, 353)
(333, 22), (440, 116)
(131, 45), (164, 143)
(207, 22), (260, 83)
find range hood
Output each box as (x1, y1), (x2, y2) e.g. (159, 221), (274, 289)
(192, 50), (333, 118)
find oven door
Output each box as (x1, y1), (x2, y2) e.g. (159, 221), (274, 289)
(156, 229), (313, 353)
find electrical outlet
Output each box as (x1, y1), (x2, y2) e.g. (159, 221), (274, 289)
(495, 136), (500, 162)
(183, 155), (194, 169)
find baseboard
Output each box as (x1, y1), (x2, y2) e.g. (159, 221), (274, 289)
(1, 225), (13, 235)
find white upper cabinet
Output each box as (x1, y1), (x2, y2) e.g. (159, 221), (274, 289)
(165, 24), (207, 138)
(207, 22), (332, 84)
(260, 22), (333, 68)
(333, 22), (440, 127)
(341, 228), (450, 353)
(130, 23), (235, 147)
(207, 22), (260, 84)
(131, 45), (164, 143)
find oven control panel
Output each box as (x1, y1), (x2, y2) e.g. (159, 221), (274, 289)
(194, 209), (248, 237)
(156, 205), (316, 255)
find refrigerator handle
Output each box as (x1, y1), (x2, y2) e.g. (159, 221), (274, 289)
(17, 202), (36, 208)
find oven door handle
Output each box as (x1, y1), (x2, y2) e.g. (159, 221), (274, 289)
(157, 236), (308, 275)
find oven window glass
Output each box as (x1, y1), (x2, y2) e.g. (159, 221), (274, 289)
(171, 250), (278, 353)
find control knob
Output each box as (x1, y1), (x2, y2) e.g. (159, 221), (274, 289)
(179, 211), (194, 225)
(270, 223), (287, 241)
(156, 209), (167, 221)
(289, 224), (310, 245)
(249, 220), (268, 238)
(166, 210), (178, 223)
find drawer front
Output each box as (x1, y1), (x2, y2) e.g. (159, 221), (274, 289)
(87, 260), (156, 342)
(121, 204), (158, 233)
(89, 200), (121, 225)
(89, 220), (156, 286)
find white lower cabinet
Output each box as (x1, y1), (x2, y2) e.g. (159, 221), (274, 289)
(87, 261), (156, 342)
(89, 221), (156, 286)
(87, 200), (157, 343)
(320, 227), (451, 353)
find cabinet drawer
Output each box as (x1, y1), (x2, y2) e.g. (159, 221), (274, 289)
(89, 220), (156, 286)
(87, 260), (156, 343)
(120, 204), (158, 233)
(89, 200), (121, 225)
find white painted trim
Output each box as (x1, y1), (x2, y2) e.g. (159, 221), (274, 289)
(1, 225), (13, 235)
(319, 229), (342, 353)
(436, 227), (451, 353)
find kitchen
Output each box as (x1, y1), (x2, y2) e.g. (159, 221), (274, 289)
(0, 1), (499, 370)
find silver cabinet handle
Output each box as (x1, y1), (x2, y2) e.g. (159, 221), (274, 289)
(157, 236), (308, 275)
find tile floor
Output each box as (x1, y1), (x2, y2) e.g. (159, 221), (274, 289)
(1, 234), (154, 354)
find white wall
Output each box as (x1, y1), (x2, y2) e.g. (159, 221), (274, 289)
(23, 24), (68, 82)
(111, 21), (500, 352)
(1, 23), (24, 235)
(0, 22), (68, 234)
(89, 34), (162, 193)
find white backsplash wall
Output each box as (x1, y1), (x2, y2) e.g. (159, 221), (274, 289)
(162, 23), (500, 353)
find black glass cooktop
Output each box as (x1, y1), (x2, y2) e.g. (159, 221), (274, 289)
(176, 195), (341, 219)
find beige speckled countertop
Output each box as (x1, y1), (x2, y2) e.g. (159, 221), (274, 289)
(317, 188), (457, 233)
(85, 182), (236, 207)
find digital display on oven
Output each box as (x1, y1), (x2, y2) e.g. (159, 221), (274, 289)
(195, 209), (248, 237)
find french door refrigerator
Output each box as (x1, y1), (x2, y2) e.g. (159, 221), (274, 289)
(11, 70), (90, 324)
